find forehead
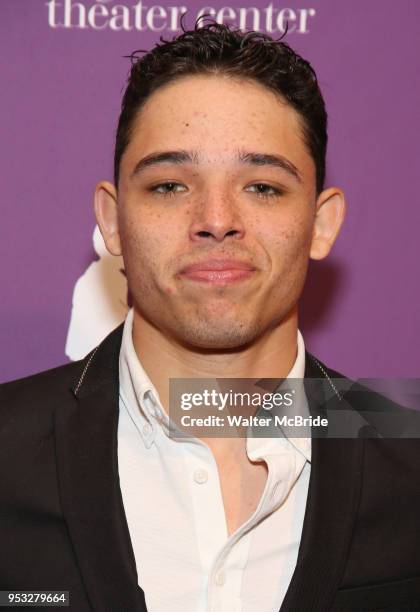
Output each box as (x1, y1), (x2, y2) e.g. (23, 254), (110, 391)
(124, 74), (314, 174)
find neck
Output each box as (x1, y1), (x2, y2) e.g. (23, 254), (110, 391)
(131, 307), (299, 415)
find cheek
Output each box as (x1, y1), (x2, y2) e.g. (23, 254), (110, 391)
(263, 211), (313, 263)
(120, 203), (175, 254)
(263, 215), (313, 291)
(118, 208), (180, 299)
(118, 215), (158, 285)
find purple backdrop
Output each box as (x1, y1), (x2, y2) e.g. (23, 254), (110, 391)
(1, 0), (419, 383)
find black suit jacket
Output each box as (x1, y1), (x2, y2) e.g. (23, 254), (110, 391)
(1, 325), (420, 611)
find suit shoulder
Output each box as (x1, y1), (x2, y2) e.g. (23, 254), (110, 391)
(312, 356), (420, 460)
(0, 359), (87, 431)
(308, 354), (404, 412)
(1, 359), (85, 397)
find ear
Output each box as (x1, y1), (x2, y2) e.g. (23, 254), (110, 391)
(93, 181), (122, 256)
(310, 187), (346, 260)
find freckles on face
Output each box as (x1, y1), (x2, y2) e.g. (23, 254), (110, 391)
(255, 209), (313, 301)
(116, 75), (317, 346)
(118, 211), (169, 296)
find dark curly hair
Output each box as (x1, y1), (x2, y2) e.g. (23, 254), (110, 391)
(114, 19), (327, 193)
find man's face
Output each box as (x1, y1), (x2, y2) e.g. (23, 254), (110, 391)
(112, 75), (327, 349)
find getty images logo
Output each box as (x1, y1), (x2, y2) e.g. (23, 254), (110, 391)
(46, 1), (316, 33)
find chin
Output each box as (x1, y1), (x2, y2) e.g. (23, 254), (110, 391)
(175, 320), (261, 351)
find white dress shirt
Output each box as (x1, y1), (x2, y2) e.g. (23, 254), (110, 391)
(118, 308), (311, 612)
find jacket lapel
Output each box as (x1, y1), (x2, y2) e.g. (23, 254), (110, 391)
(54, 325), (147, 612)
(280, 353), (365, 611)
(55, 326), (364, 612)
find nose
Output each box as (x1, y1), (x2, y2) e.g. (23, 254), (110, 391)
(188, 188), (245, 244)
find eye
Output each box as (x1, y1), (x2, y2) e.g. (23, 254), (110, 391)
(246, 183), (283, 198)
(150, 182), (187, 196)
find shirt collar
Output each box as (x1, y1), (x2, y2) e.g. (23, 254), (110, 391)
(119, 307), (311, 461)
(283, 329), (311, 461)
(119, 308), (164, 448)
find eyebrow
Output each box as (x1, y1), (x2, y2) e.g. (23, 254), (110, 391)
(131, 149), (302, 183)
(131, 150), (199, 177)
(238, 151), (302, 183)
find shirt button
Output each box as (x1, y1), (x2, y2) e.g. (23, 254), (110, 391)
(193, 468), (208, 484)
(214, 570), (225, 586)
(142, 423), (151, 437)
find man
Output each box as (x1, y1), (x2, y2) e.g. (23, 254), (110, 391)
(1, 21), (419, 612)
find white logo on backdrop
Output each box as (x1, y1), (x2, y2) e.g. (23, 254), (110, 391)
(46, 1), (316, 34)
(65, 225), (129, 361)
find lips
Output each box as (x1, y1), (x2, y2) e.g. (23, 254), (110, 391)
(181, 259), (256, 273)
(179, 259), (256, 284)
